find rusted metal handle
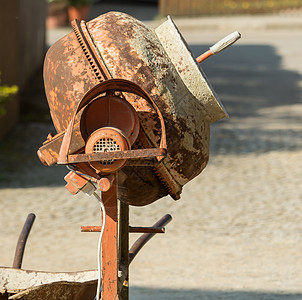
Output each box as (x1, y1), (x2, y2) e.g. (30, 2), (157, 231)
(67, 148), (167, 164)
(129, 214), (172, 264)
(81, 225), (165, 233)
(13, 213), (36, 269)
(129, 226), (165, 233)
(196, 31), (241, 63)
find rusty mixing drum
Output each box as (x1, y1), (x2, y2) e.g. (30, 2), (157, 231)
(38, 11), (228, 206)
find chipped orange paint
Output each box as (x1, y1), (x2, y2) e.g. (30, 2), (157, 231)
(39, 11), (227, 206)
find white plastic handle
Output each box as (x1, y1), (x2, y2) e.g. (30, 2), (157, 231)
(210, 31), (241, 55)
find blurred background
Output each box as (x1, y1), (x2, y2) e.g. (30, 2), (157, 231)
(1, 0), (302, 138)
(1, 1), (302, 299)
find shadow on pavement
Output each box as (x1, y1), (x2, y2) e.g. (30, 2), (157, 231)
(131, 287), (302, 299)
(192, 44), (301, 118)
(190, 44), (302, 155)
(0, 43), (301, 188)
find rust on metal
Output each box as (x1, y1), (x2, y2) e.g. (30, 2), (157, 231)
(81, 226), (103, 232)
(67, 148), (167, 164)
(33, 10), (234, 300)
(57, 79), (167, 176)
(98, 174), (115, 192)
(101, 173), (119, 299)
(41, 11), (228, 206)
(81, 226), (165, 234)
(85, 12), (218, 204)
(64, 171), (90, 195)
(37, 123), (85, 167)
(124, 157), (158, 166)
(73, 163), (101, 181)
(71, 19), (111, 81)
(43, 30), (99, 133)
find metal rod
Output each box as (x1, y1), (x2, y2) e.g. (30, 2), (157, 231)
(13, 213), (36, 269)
(196, 49), (213, 63)
(129, 226), (165, 233)
(81, 226), (165, 233)
(119, 200), (129, 299)
(196, 31), (241, 63)
(129, 214), (172, 264)
(67, 148), (167, 164)
(81, 226), (102, 232)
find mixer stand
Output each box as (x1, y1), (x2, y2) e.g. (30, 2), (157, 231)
(80, 173), (172, 300)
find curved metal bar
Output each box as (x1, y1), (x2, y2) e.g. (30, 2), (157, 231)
(13, 213), (36, 269)
(58, 78), (167, 164)
(129, 214), (172, 264)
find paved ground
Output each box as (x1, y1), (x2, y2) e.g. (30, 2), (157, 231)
(1, 6), (302, 299)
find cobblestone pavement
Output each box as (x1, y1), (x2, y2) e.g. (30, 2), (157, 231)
(1, 11), (302, 300)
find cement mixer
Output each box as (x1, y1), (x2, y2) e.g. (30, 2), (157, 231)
(37, 11), (240, 206)
(19, 11), (239, 300)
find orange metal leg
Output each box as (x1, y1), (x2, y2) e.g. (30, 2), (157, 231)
(101, 173), (119, 300)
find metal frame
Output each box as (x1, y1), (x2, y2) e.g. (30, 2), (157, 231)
(82, 173), (172, 299)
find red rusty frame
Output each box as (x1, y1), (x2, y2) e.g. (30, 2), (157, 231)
(67, 148), (167, 164)
(81, 226), (165, 234)
(101, 173), (119, 299)
(76, 171), (172, 299)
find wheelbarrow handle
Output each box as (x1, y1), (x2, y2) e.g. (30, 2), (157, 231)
(13, 213), (36, 269)
(129, 214), (172, 264)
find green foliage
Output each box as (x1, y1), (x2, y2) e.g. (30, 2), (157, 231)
(0, 75), (18, 116)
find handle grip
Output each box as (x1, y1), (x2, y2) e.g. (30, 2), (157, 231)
(210, 31), (241, 55)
